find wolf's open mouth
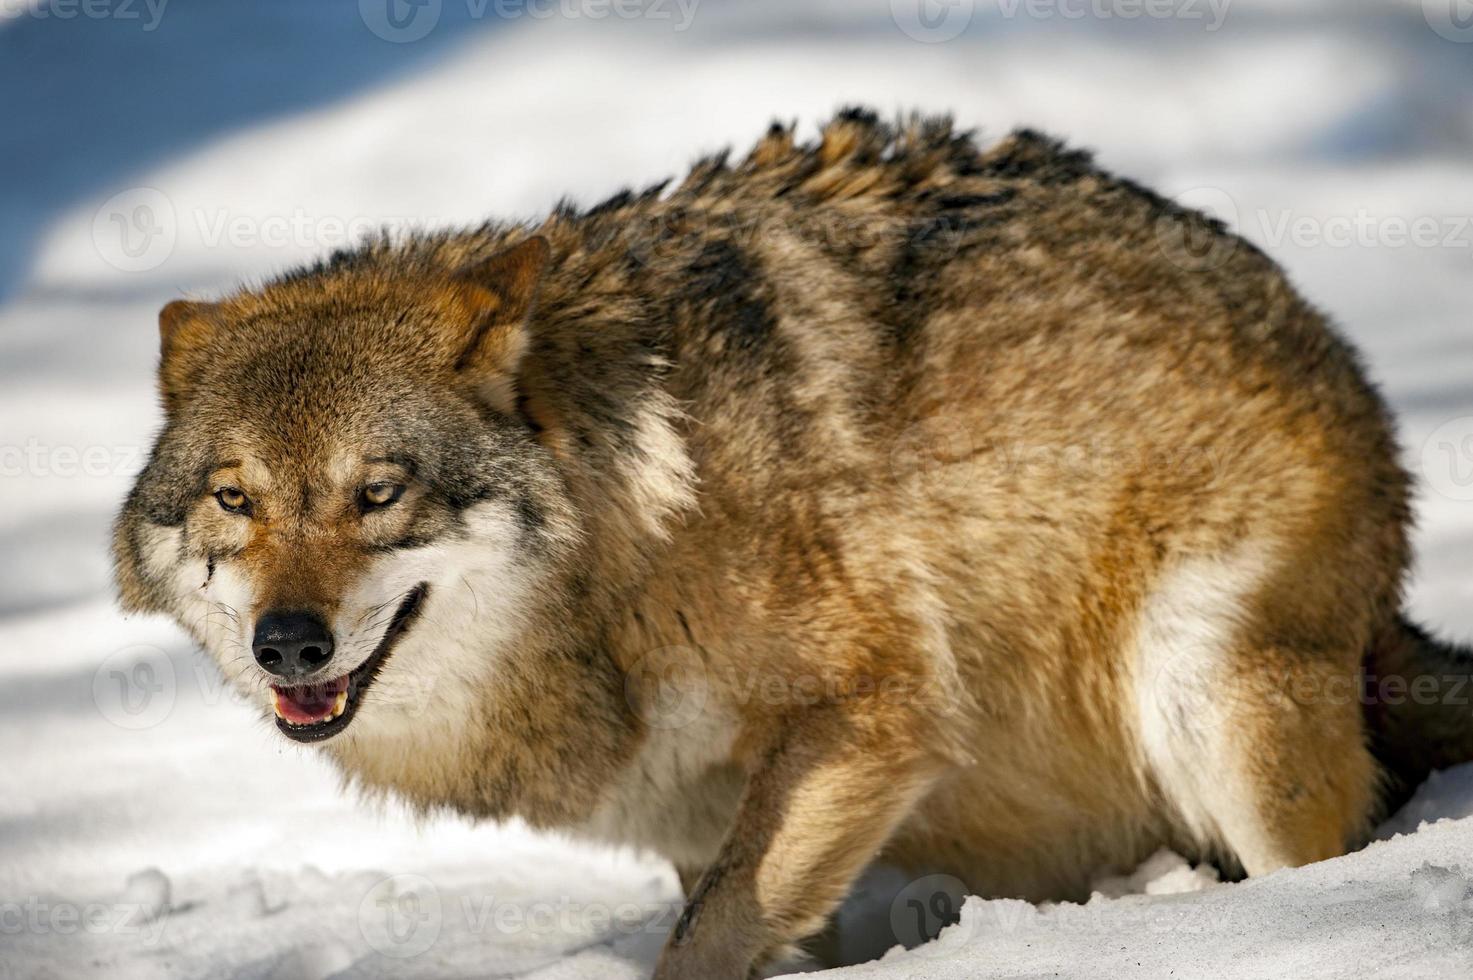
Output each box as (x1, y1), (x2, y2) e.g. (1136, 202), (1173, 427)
(270, 583), (428, 743)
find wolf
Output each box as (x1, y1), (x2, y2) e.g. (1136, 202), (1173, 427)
(114, 109), (1473, 978)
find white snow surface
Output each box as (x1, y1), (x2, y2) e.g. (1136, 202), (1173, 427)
(3, 1), (1473, 977)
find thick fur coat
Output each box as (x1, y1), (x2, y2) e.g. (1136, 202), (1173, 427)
(114, 110), (1472, 978)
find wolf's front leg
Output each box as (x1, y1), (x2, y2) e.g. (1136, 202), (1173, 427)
(652, 704), (945, 980)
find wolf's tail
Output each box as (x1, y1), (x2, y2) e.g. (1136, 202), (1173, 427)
(1365, 616), (1473, 813)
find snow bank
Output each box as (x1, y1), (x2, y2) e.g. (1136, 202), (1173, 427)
(817, 770), (1473, 979)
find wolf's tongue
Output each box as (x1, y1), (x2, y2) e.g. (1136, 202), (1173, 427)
(271, 675), (350, 726)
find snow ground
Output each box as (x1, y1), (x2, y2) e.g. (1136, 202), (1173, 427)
(2, 1), (1472, 977)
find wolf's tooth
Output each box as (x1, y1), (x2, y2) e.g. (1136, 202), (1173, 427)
(331, 690), (348, 720)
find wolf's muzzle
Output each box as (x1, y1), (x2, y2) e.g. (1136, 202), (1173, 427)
(269, 583), (429, 742)
(252, 611), (335, 678)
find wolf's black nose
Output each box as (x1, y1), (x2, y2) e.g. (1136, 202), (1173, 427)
(252, 612), (335, 678)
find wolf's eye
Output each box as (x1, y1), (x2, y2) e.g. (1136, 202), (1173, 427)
(360, 482), (405, 511)
(215, 487), (251, 515)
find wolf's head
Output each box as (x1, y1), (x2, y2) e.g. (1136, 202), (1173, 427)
(113, 237), (582, 744)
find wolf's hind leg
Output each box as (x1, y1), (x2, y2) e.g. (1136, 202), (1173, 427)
(1147, 643), (1376, 875)
(1134, 549), (1377, 875)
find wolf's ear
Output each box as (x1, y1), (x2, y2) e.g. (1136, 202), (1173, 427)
(451, 235), (551, 415)
(158, 300), (219, 413)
